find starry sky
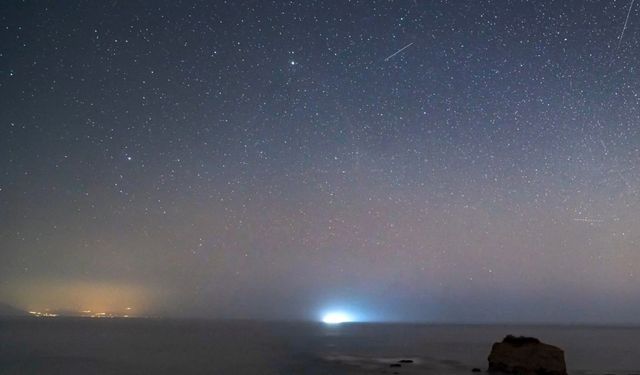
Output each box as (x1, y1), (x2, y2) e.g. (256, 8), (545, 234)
(1, 0), (639, 323)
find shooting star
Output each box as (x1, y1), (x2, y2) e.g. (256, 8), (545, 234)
(617, 0), (636, 49)
(573, 218), (605, 223)
(600, 139), (609, 155)
(609, 0), (636, 66)
(384, 42), (414, 61)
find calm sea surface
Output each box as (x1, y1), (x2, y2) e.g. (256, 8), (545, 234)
(0, 318), (638, 374)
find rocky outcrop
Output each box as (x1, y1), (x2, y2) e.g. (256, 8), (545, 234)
(488, 335), (567, 375)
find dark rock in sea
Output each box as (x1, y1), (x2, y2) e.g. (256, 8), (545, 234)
(398, 359), (414, 363)
(502, 335), (541, 346)
(488, 335), (567, 375)
(389, 363), (402, 367)
(472, 368), (482, 372)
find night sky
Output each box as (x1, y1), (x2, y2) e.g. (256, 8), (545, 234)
(1, 0), (639, 323)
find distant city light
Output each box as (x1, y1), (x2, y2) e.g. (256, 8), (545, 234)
(28, 311), (58, 317)
(28, 309), (135, 319)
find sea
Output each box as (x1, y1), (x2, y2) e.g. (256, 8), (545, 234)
(0, 318), (638, 374)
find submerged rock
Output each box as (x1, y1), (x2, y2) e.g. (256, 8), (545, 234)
(487, 335), (567, 375)
(472, 368), (482, 372)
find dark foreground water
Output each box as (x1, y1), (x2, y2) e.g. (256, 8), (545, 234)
(0, 318), (638, 375)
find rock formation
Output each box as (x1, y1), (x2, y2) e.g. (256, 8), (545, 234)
(488, 335), (567, 375)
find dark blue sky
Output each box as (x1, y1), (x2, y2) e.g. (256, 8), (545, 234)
(1, 0), (639, 323)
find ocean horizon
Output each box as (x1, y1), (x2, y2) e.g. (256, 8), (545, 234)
(1, 318), (638, 374)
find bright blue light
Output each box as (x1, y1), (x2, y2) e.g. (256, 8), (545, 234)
(322, 311), (353, 324)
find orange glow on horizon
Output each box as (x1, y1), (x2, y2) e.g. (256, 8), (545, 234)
(2, 280), (158, 315)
